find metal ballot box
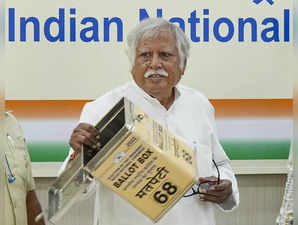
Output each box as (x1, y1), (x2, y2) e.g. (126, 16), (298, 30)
(48, 97), (197, 223)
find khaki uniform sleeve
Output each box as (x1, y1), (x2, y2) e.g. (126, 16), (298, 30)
(25, 148), (36, 192)
(4, 112), (37, 225)
(5, 112), (36, 192)
(14, 116), (36, 192)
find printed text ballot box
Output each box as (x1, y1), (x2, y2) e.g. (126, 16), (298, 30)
(48, 97), (197, 223)
(84, 97), (198, 222)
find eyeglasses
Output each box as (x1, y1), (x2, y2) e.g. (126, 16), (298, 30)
(184, 159), (220, 198)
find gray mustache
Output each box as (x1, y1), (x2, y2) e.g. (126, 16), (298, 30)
(144, 69), (168, 78)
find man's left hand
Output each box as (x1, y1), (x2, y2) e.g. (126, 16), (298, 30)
(198, 177), (232, 204)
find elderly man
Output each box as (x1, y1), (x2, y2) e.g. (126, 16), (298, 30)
(62, 18), (239, 225)
(2, 111), (45, 225)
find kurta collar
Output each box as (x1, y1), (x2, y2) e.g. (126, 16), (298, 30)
(130, 80), (181, 107)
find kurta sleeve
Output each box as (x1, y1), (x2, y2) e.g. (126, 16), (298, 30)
(207, 101), (240, 211)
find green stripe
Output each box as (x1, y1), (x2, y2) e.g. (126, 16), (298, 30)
(221, 139), (290, 160)
(27, 139), (290, 162)
(27, 142), (69, 162)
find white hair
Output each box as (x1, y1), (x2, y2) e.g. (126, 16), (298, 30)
(126, 18), (190, 71)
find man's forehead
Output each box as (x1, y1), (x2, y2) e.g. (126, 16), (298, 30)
(137, 32), (177, 50)
(140, 30), (175, 42)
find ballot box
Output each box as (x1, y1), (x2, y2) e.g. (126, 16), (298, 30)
(48, 97), (197, 224)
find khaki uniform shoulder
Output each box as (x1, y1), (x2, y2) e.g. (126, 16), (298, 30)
(4, 111), (23, 137)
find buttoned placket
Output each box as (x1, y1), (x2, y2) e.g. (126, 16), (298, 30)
(144, 94), (179, 131)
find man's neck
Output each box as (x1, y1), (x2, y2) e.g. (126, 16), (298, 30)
(131, 81), (177, 110)
(155, 89), (175, 110)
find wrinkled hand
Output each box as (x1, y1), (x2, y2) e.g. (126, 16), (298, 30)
(69, 123), (100, 154)
(198, 176), (232, 204)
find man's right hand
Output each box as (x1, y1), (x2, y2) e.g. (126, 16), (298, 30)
(69, 123), (101, 154)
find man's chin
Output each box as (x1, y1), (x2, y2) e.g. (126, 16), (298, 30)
(138, 82), (171, 98)
(145, 87), (168, 98)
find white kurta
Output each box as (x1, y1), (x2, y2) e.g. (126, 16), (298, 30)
(60, 81), (239, 225)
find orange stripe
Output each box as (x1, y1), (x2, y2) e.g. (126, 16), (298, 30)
(210, 99), (292, 118)
(6, 100), (92, 118)
(5, 99), (292, 118)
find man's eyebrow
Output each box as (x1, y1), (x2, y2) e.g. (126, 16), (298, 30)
(136, 48), (150, 53)
(161, 48), (177, 54)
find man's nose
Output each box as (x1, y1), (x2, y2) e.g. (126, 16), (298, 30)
(149, 54), (162, 69)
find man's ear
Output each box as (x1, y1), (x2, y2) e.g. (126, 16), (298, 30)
(131, 66), (136, 76)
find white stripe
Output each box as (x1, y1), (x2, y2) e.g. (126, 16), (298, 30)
(19, 119), (77, 142)
(18, 118), (293, 142)
(216, 118), (293, 140)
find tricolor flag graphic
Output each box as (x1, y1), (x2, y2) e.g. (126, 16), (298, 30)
(6, 99), (292, 164)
